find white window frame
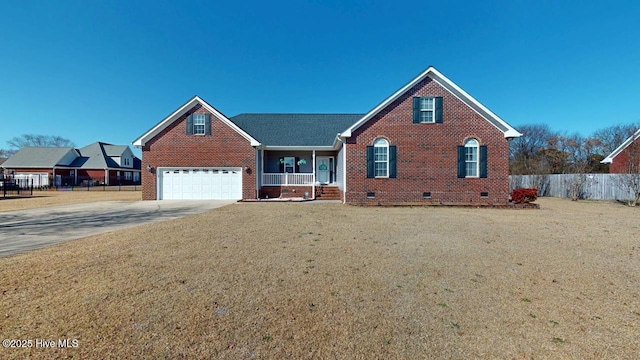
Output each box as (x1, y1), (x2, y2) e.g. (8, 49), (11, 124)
(283, 156), (295, 173)
(419, 97), (435, 123)
(124, 172), (132, 181)
(464, 138), (479, 178)
(193, 114), (206, 135)
(374, 138), (389, 178)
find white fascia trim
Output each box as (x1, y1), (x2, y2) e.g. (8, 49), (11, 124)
(260, 146), (337, 151)
(5, 165), (65, 169)
(157, 166), (242, 171)
(132, 96), (261, 147)
(341, 67), (522, 139)
(601, 128), (640, 163)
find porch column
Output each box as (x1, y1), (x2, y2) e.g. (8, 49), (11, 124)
(105, 169), (109, 185)
(342, 142), (347, 204)
(255, 147), (260, 199)
(312, 150), (316, 199)
(261, 148), (265, 190)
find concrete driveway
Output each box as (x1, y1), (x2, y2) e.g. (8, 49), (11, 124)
(0, 200), (235, 257)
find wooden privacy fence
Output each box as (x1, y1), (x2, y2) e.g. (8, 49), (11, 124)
(509, 174), (638, 201)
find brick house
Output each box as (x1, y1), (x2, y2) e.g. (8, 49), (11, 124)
(1, 142), (141, 187)
(601, 128), (640, 173)
(133, 66), (522, 204)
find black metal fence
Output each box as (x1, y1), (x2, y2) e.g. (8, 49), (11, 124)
(2, 175), (141, 193)
(1, 178), (34, 198)
(53, 176), (141, 190)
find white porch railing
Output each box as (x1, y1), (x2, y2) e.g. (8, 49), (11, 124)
(262, 173), (314, 185)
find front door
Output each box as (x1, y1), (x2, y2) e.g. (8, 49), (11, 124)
(316, 156), (332, 184)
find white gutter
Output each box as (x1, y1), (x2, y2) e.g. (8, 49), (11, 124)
(261, 145), (337, 151)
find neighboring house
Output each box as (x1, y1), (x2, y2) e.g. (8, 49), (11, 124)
(601, 128), (640, 173)
(133, 66), (522, 203)
(0, 158), (7, 179)
(1, 142), (141, 186)
(0, 158), (6, 180)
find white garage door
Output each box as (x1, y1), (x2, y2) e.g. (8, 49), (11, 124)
(159, 168), (243, 200)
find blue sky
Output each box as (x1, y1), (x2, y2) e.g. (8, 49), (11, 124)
(1, 1), (639, 157)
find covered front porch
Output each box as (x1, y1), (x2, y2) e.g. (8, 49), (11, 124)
(257, 149), (342, 200)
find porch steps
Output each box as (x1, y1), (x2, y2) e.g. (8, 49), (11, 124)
(315, 186), (341, 200)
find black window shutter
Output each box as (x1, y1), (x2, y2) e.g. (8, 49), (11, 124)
(435, 97), (443, 123)
(412, 97), (421, 123)
(279, 158), (284, 173)
(204, 114), (211, 135)
(389, 145), (397, 178)
(457, 146), (465, 178)
(186, 114), (194, 135)
(479, 145), (488, 178)
(366, 146), (374, 178)
(295, 157), (299, 173)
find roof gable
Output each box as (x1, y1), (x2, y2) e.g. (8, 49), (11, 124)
(601, 128), (640, 164)
(103, 144), (130, 157)
(133, 96), (260, 147)
(341, 66), (522, 139)
(230, 114), (364, 148)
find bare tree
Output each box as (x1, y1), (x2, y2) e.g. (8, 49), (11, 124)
(509, 124), (557, 175)
(545, 133), (602, 200)
(4, 134), (75, 156)
(592, 123), (640, 156)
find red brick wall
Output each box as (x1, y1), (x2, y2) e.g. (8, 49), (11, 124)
(609, 140), (640, 173)
(259, 186), (312, 199)
(77, 169), (107, 183)
(141, 104), (256, 200)
(12, 168), (56, 176)
(345, 77), (511, 204)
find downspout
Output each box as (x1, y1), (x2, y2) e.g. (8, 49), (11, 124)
(312, 150), (316, 200)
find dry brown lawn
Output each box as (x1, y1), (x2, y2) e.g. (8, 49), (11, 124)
(0, 190), (141, 212)
(0, 197), (638, 359)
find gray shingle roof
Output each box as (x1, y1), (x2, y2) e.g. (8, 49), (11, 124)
(230, 114), (364, 147)
(2, 142), (139, 170)
(1, 147), (77, 167)
(72, 142), (120, 169)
